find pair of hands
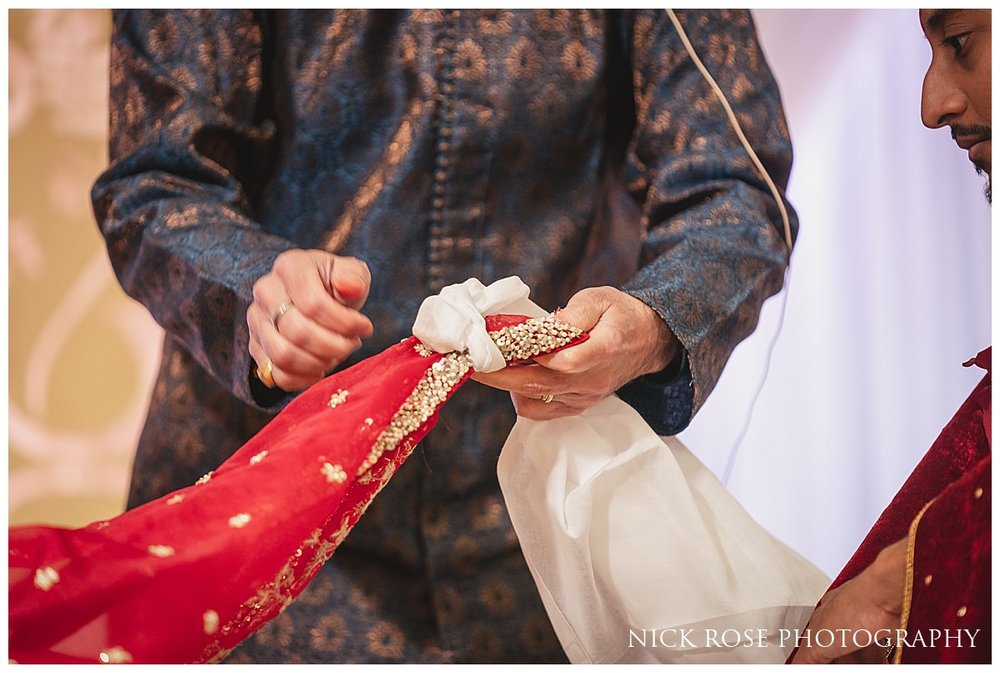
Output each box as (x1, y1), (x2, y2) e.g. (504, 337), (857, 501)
(249, 250), (909, 665)
(247, 249), (680, 415)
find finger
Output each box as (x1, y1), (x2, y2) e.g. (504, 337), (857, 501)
(471, 364), (570, 398)
(284, 273), (374, 339)
(532, 292), (609, 373)
(330, 256), (372, 310)
(247, 303), (331, 385)
(272, 252), (374, 338)
(550, 290), (608, 333)
(248, 334), (266, 373)
(247, 335), (320, 391)
(272, 305), (363, 368)
(510, 392), (592, 420)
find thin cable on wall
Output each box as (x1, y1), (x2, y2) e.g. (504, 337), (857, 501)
(665, 9), (793, 254)
(665, 8), (793, 485)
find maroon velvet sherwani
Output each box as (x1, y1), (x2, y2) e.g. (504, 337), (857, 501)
(822, 347), (991, 664)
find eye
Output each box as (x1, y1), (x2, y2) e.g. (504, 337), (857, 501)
(942, 32), (970, 57)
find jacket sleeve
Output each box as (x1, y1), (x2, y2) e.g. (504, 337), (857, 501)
(91, 9), (294, 407)
(619, 9), (798, 432)
(897, 454), (990, 663)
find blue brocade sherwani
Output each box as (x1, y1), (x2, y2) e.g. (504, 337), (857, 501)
(92, 9), (798, 663)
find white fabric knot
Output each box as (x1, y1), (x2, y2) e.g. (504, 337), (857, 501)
(411, 277), (547, 372)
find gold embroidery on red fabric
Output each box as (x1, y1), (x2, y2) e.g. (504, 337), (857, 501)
(489, 316), (583, 362)
(166, 494), (185, 505)
(356, 316), (581, 479)
(99, 647), (133, 664)
(228, 513), (252, 529)
(894, 497), (937, 664)
(203, 609), (220, 635)
(249, 450), (269, 465)
(321, 462), (347, 484)
(201, 526), (328, 662)
(327, 389), (350, 408)
(147, 545), (175, 558)
(356, 351), (472, 476)
(33, 566), (60, 591)
(200, 317), (582, 662)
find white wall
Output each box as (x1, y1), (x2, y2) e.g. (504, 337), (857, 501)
(679, 9), (992, 577)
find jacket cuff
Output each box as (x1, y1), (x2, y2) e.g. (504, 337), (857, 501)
(617, 349), (694, 435)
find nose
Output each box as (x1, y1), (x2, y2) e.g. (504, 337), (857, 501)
(921, 62), (966, 129)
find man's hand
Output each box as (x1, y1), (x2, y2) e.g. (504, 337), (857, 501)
(790, 538), (907, 664)
(472, 286), (680, 420)
(247, 249), (373, 391)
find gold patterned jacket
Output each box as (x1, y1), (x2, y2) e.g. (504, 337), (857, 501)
(92, 9), (797, 663)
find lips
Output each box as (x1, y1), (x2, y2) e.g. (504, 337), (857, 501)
(955, 135), (989, 150)
(968, 139), (991, 167)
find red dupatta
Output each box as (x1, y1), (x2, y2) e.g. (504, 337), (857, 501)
(9, 314), (585, 663)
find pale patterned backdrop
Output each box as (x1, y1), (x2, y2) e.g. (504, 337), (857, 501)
(9, 9), (163, 527)
(7, 10), (992, 579)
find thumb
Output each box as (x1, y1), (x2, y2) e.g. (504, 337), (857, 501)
(330, 257), (372, 310)
(532, 289), (609, 371)
(550, 288), (610, 332)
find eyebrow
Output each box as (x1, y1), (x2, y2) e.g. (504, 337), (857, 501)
(926, 9), (954, 32)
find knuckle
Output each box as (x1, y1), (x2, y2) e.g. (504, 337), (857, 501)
(550, 349), (583, 373)
(251, 277), (270, 303)
(521, 381), (547, 397)
(296, 292), (325, 317)
(268, 339), (294, 365)
(278, 313), (306, 343)
(272, 252), (294, 274)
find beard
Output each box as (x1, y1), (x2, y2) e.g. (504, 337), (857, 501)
(951, 124), (992, 204)
(975, 166), (991, 204)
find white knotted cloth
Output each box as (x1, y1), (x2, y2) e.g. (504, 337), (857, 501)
(412, 277), (829, 664)
(412, 277), (547, 372)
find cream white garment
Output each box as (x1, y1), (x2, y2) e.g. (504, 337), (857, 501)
(412, 276), (829, 664)
(497, 396), (829, 663)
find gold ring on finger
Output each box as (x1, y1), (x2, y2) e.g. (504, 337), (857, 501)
(257, 358), (275, 388)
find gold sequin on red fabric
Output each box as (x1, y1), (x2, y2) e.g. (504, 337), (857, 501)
(489, 316), (583, 363)
(33, 566), (60, 591)
(203, 609), (220, 636)
(228, 513), (252, 529)
(322, 462), (348, 485)
(356, 316), (581, 478)
(148, 545), (175, 558)
(413, 342), (434, 357)
(166, 494), (185, 505)
(250, 450), (269, 465)
(99, 647), (133, 664)
(356, 351), (472, 476)
(195, 471), (213, 485)
(200, 525), (337, 663)
(327, 389), (349, 408)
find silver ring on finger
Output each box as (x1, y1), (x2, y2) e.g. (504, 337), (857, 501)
(273, 301), (294, 330)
